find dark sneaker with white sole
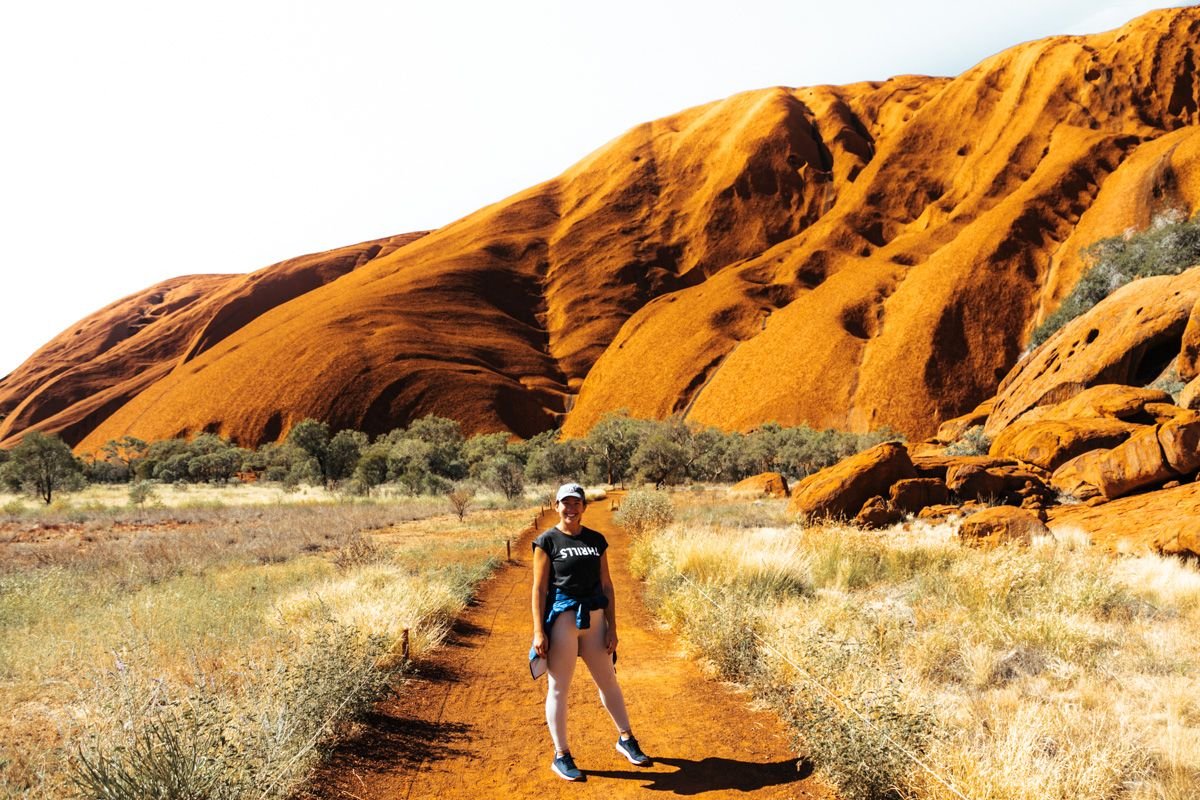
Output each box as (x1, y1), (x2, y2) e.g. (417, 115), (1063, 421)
(551, 752), (585, 781)
(616, 735), (651, 766)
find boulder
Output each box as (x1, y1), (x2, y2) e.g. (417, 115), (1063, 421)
(730, 471), (790, 498)
(935, 400), (994, 444)
(1181, 376), (1200, 411)
(855, 496), (904, 529)
(986, 269), (1200, 438)
(1144, 402), (1194, 423)
(1179, 297), (1200, 381)
(1050, 385), (1172, 423)
(958, 506), (1049, 547)
(1091, 426), (1174, 500)
(910, 453), (1016, 480)
(1049, 449), (1107, 500)
(945, 462), (1050, 505)
(788, 442), (917, 521)
(889, 478), (950, 514)
(1158, 412), (1200, 474)
(918, 504), (963, 520)
(1048, 482), (1200, 557)
(989, 417), (1142, 472)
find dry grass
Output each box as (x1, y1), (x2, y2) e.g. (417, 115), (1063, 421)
(0, 493), (530, 799)
(632, 498), (1200, 800)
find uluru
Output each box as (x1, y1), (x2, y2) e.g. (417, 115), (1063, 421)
(3, 7), (1200, 451)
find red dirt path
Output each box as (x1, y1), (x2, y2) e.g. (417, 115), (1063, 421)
(302, 498), (829, 799)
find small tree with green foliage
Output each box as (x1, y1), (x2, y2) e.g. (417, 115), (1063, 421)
(287, 419), (332, 485)
(352, 442), (391, 495)
(327, 429), (368, 483)
(6, 431), (84, 504)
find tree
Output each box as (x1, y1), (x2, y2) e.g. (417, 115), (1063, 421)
(631, 428), (689, 488)
(583, 411), (641, 486)
(7, 431), (84, 504)
(287, 419), (332, 485)
(100, 436), (149, 480)
(480, 453), (525, 500)
(327, 429), (368, 483)
(352, 442), (391, 495)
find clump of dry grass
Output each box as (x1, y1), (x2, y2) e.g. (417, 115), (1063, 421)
(633, 502), (1200, 800)
(0, 497), (526, 798)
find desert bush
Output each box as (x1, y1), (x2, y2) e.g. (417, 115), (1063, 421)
(615, 489), (674, 536)
(944, 425), (990, 456)
(1031, 210), (1200, 347)
(447, 483), (474, 521)
(71, 619), (397, 800)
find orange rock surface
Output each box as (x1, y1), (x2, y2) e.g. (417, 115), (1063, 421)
(3, 9), (1200, 450)
(729, 472), (790, 498)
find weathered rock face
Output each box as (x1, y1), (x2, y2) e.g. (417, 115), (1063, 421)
(934, 401), (993, 444)
(889, 478), (950, 514)
(4, 9), (1200, 451)
(1090, 426), (1174, 500)
(855, 495), (904, 529)
(1048, 482), (1200, 557)
(945, 462), (1051, 506)
(788, 442), (916, 521)
(989, 417), (1141, 472)
(730, 472), (790, 498)
(959, 506), (1050, 547)
(986, 269), (1200, 439)
(1159, 412), (1200, 474)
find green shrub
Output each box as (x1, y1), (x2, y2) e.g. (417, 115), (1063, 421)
(1031, 211), (1200, 348)
(944, 425), (990, 456)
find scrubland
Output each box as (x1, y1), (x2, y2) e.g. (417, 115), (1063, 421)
(0, 486), (532, 799)
(632, 494), (1200, 800)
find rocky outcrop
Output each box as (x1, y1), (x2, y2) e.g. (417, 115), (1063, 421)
(730, 472), (790, 498)
(788, 442), (915, 521)
(986, 269), (1200, 439)
(1048, 482), (1200, 556)
(959, 506), (1050, 547)
(5, 9), (1200, 450)
(989, 417), (1141, 472)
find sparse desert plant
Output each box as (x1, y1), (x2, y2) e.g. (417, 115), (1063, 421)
(447, 483), (474, 521)
(127, 479), (157, 508)
(944, 425), (990, 456)
(1031, 210), (1200, 347)
(614, 488), (674, 536)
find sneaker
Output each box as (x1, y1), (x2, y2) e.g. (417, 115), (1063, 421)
(615, 735), (651, 766)
(551, 752), (585, 781)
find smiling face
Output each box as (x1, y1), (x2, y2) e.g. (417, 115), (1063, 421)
(556, 495), (586, 533)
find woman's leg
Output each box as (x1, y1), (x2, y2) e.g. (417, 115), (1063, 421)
(545, 612), (579, 753)
(579, 609), (631, 733)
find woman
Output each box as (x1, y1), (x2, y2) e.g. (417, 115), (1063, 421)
(531, 482), (651, 781)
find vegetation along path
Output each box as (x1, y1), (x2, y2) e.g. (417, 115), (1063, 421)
(303, 496), (828, 799)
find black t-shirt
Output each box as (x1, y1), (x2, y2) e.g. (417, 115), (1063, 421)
(532, 526), (608, 597)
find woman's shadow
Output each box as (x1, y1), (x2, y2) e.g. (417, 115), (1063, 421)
(584, 755), (812, 794)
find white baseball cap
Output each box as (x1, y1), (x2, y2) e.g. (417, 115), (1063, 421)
(555, 482), (586, 502)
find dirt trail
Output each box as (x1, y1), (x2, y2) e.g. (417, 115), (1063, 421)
(303, 498), (827, 798)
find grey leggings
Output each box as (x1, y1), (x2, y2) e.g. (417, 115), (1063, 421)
(545, 607), (631, 753)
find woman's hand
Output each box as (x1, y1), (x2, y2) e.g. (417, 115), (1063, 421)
(533, 629), (548, 658)
(604, 626), (618, 655)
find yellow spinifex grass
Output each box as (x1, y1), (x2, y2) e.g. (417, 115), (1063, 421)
(633, 510), (1200, 800)
(0, 498), (526, 800)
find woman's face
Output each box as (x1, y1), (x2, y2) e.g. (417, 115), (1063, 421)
(557, 496), (585, 528)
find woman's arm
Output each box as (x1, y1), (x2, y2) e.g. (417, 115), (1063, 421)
(599, 551), (618, 654)
(531, 547), (551, 657)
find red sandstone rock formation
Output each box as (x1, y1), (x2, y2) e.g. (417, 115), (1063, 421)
(3, 8), (1200, 452)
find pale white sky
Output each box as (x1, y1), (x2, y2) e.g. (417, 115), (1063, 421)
(0, 0), (1187, 377)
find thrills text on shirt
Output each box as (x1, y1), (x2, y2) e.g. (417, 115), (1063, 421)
(557, 546), (600, 559)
